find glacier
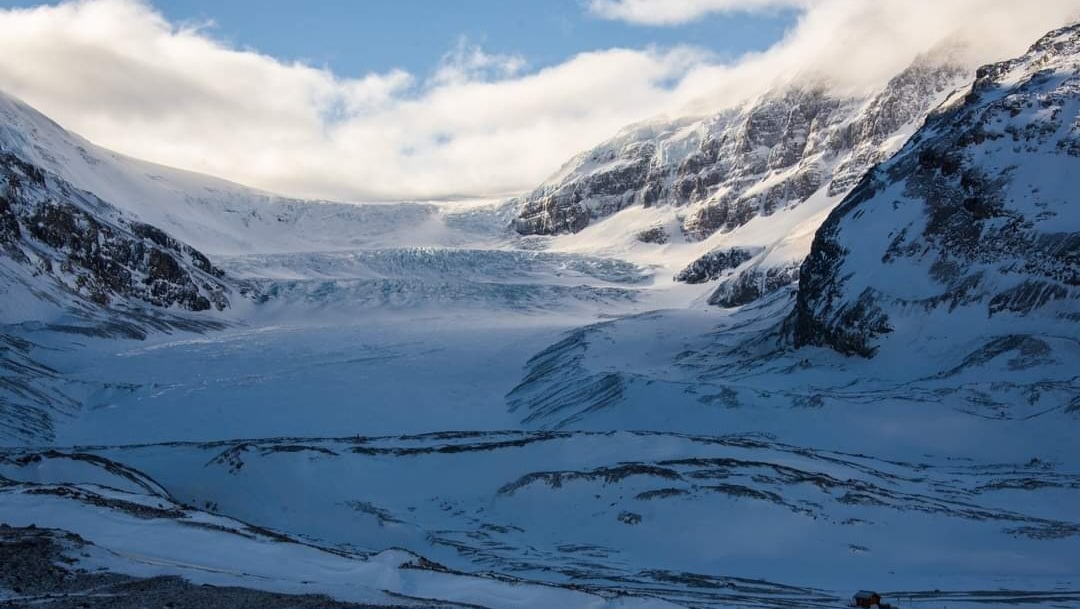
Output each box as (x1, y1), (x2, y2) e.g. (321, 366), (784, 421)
(0, 23), (1078, 609)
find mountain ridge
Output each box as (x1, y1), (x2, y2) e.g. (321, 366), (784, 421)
(511, 50), (972, 309)
(791, 22), (1080, 357)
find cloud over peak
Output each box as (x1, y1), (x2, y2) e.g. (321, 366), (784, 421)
(0, 0), (1077, 202)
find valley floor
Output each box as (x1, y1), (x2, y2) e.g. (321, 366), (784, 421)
(2, 204), (1078, 609)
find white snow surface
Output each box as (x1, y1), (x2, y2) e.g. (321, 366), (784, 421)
(0, 36), (1078, 609)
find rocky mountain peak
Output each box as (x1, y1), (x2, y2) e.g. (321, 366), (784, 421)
(790, 23), (1080, 357)
(513, 53), (969, 248)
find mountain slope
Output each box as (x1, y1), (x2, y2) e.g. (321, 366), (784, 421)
(512, 55), (967, 241)
(0, 451), (659, 609)
(511, 53), (969, 308)
(0, 147), (240, 446)
(505, 26), (1080, 446)
(6, 434), (1079, 609)
(792, 24), (1080, 358)
(0, 92), (492, 256)
(0, 152), (232, 324)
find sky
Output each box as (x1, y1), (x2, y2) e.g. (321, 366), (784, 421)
(0, 0), (1079, 202)
(107, 1), (800, 78)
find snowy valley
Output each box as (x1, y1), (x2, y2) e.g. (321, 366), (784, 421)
(0, 18), (1078, 609)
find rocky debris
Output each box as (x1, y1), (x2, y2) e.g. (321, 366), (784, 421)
(707, 263), (800, 308)
(0, 525), (360, 609)
(24, 486), (186, 520)
(674, 247), (760, 284)
(346, 500), (405, 526)
(791, 25), (1080, 357)
(635, 226), (668, 244)
(0, 152), (231, 314)
(635, 488), (689, 500)
(497, 463), (682, 496)
(512, 56), (967, 242)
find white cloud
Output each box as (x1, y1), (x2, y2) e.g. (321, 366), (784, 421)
(588, 0), (817, 26)
(0, 0), (716, 200)
(431, 38), (527, 86)
(0, 0), (1078, 202)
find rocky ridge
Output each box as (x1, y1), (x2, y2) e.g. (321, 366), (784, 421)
(514, 56), (967, 241)
(0, 152), (232, 317)
(515, 54), (970, 308)
(791, 24), (1080, 356)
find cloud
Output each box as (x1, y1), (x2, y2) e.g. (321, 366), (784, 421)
(588, 0), (816, 26)
(431, 38), (527, 86)
(0, 0), (716, 201)
(0, 0), (1078, 202)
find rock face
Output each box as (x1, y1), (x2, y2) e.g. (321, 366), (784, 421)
(513, 55), (968, 242)
(635, 226), (669, 245)
(707, 262), (801, 308)
(673, 247), (760, 284)
(0, 152), (231, 314)
(791, 25), (1080, 357)
(515, 52), (970, 309)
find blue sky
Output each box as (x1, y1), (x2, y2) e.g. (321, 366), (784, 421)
(0, 0), (1063, 201)
(0, 0), (798, 77)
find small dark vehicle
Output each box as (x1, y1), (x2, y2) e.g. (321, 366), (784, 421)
(853, 591), (892, 608)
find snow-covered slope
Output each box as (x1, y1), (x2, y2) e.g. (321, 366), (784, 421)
(1, 22), (1079, 609)
(511, 54), (970, 307)
(485, 29), (1080, 604)
(508, 26), (1080, 436)
(0, 152), (233, 323)
(0, 91), (508, 256)
(792, 24), (1080, 359)
(0, 452), (665, 609)
(3, 430), (1079, 609)
(513, 55), (967, 240)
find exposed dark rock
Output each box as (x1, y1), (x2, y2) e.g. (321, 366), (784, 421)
(707, 263), (800, 308)
(674, 247), (760, 284)
(512, 57), (966, 241)
(791, 25), (1080, 357)
(635, 226), (668, 244)
(497, 463), (682, 496)
(0, 525), (359, 609)
(635, 488), (689, 500)
(0, 152), (231, 313)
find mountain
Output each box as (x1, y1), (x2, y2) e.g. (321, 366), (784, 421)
(0, 92), (488, 257)
(493, 29), (1080, 605)
(506, 25), (1080, 432)
(792, 24), (1080, 359)
(0, 151), (232, 323)
(0, 90), (540, 326)
(1, 23), (1079, 609)
(511, 52), (970, 307)
(513, 56), (964, 239)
